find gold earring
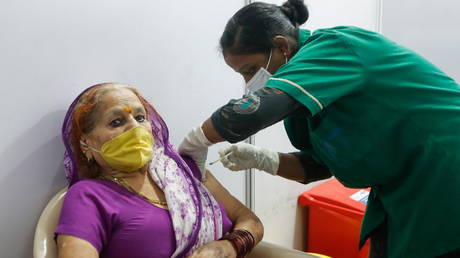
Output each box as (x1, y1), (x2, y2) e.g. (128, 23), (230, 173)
(84, 151), (93, 162)
(283, 52), (288, 64)
(87, 155), (96, 166)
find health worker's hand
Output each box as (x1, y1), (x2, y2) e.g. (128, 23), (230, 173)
(219, 143), (280, 175)
(178, 125), (213, 180)
(187, 240), (236, 258)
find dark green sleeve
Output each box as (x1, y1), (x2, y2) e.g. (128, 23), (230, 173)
(210, 87), (303, 143)
(290, 151), (332, 184)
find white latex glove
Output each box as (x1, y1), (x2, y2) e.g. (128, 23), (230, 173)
(218, 142), (280, 175)
(178, 125), (214, 180)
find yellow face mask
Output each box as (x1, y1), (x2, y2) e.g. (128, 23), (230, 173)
(82, 126), (154, 172)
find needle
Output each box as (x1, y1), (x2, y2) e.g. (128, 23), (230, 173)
(208, 152), (233, 165)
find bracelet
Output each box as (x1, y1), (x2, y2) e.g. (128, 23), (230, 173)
(220, 229), (255, 258)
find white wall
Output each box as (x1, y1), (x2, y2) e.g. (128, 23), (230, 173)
(0, 1), (246, 257)
(381, 0), (460, 82)
(252, 0), (381, 250)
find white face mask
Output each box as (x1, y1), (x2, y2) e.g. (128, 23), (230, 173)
(245, 49), (273, 94)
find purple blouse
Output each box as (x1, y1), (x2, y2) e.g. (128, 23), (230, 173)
(55, 179), (233, 258)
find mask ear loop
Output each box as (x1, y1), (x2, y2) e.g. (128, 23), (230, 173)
(265, 49), (273, 70)
(80, 141), (101, 153)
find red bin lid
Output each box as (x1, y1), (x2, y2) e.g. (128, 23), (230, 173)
(298, 178), (370, 219)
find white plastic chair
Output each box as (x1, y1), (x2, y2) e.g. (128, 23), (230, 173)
(33, 187), (67, 258)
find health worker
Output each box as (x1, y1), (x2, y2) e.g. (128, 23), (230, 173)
(178, 0), (460, 257)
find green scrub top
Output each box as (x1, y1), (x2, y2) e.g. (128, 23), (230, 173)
(265, 26), (460, 257)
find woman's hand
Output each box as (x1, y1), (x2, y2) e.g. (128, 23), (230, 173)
(187, 240), (236, 258)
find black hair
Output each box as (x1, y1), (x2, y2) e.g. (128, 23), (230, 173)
(220, 0), (309, 55)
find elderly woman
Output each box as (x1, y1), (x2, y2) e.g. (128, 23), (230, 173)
(55, 83), (263, 258)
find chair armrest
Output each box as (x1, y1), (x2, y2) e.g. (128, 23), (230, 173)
(247, 241), (320, 258)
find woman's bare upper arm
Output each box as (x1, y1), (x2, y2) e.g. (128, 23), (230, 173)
(57, 234), (99, 258)
(203, 170), (251, 222)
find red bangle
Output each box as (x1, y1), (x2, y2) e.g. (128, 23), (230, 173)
(220, 229), (255, 258)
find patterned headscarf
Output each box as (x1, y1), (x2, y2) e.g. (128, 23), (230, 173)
(61, 84), (223, 257)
